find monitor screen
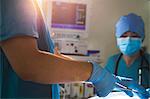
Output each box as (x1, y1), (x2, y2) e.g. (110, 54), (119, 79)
(51, 1), (86, 30)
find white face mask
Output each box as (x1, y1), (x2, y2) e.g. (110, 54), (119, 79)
(117, 37), (142, 56)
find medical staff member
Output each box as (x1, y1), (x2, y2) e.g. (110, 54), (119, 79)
(0, 0), (149, 98)
(105, 13), (150, 89)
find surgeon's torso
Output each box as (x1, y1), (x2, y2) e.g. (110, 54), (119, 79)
(0, 0), (53, 98)
(116, 53), (150, 88)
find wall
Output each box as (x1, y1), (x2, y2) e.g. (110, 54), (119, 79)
(87, 0), (149, 65)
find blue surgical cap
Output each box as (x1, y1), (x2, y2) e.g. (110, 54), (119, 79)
(115, 13), (145, 40)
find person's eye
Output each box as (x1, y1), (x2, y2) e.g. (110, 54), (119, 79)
(131, 36), (140, 38)
(120, 35), (128, 38)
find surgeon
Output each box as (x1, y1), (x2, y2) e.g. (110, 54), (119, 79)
(0, 0), (149, 98)
(105, 13), (150, 98)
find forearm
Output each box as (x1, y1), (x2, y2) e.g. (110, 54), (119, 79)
(26, 50), (92, 84)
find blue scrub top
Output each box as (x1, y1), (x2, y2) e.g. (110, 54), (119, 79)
(0, 0), (59, 98)
(105, 52), (150, 88)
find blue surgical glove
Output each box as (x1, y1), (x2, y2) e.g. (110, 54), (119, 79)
(87, 62), (116, 97)
(87, 62), (150, 98)
(115, 76), (150, 99)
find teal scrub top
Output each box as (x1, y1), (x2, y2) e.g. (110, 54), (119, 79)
(0, 0), (59, 98)
(105, 52), (150, 88)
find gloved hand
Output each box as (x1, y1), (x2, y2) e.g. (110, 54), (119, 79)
(87, 61), (116, 97)
(115, 76), (150, 99)
(87, 62), (150, 98)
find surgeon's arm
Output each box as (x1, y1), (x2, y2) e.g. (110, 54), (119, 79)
(0, 36), (92, 84)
